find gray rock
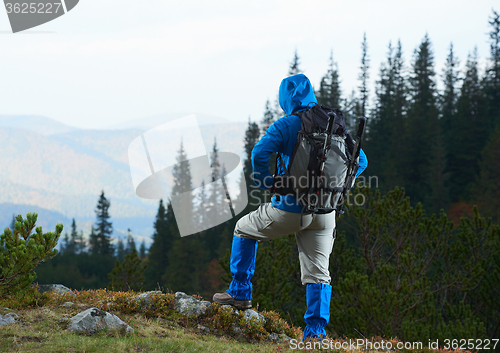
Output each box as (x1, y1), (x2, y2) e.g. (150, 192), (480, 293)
(173, 292), (210, 317)
(61, 302), (74, 307)
(68, 307), (133, 335)
(221, 305), (239, 315)
(1, 307), (10, 311)
(231, 322), (243, 334)
(269, 333), (280, 342)
(197, 324), (210, 332)
(37, 284), (74, 295)
(0, 312), (19, 326)
(243, 309), (265, 324)
(134, 291), (162, 309)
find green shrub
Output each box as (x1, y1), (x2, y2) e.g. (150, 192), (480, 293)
(0, 213), (63, 297)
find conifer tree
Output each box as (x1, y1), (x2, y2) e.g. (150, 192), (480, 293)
(440, 43), (460, 149)
(475, 127), (500, 222)
(90, 191), (114, 256)
(126, 228), (136, 255)
(163, 142), (207, 294)
(261, 100), (275, 134)
(288, 49), (302, 76)
(365, 41), (407, 191)
(139, 241), (147, 259)
(144, 199), (171, 289)
(358, 33), (370, 117)
(316, 50), (342, 108)
(447, 49), (484, 202)
(404, 35), (440, 207)
(483, 10), (500, 133)
(108, 248), (147, 292)
(116, 238), (125, 262)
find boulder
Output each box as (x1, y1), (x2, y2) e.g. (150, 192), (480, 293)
(60, 302), (74, 307)
(0, 312), (19, 326)
(173, 292), (210, 317)
(133, 291), (162, 309)
(37, 284), (74, 295)
(68, 307), (133, 335)
(243, 309), (265, 324)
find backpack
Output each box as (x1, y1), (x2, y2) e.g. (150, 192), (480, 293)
(272, 104), (366, 214)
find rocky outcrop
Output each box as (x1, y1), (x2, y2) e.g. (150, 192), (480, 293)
(36, 284), (73, 295)
(133, 291), (163, 309)
(0, 312), (19, 326)
(173, 292), (211, 317)
(68, 307), (133, 334)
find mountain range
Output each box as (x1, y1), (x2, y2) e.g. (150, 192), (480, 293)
(0, 115), (247, 246)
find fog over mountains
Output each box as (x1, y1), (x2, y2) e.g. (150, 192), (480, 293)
(0, 114), (246, 245)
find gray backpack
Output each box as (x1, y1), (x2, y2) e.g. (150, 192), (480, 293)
(273, 105), (365, 214)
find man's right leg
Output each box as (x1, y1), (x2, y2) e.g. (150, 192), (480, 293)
(213, 203), (312, 309)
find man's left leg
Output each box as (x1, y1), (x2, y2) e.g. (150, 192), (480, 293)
(213, 203), (313, 309)
(295, 212), (336, 341)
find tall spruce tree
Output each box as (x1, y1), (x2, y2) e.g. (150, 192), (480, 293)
(116, 238), (125, 262)
(288, 49), (302, 76)
(125, 228), (136, 254)
(316, 50), (342, 109)
(139, 241), (147, 259)
(404, 35), (441, 208)
(483, 10), (500, 133)
(447, 49), (484, 202)
(261, 99), (275, 134)
(89, 191), (114, 256)
(357, 33), (370, 117)
(475, 127), (500, 222)
(440, 43), (460, 150)
(164, 141), (207, 294)
(144, 199), (171, 289)
(365, 41), (407, 191)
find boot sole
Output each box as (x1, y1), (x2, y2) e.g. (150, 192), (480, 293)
(213, 298), (252, 310)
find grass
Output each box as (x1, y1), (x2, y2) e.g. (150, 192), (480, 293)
(0, 289), (473, 353)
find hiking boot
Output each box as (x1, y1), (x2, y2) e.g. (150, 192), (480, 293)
(212, 292), (252, 310)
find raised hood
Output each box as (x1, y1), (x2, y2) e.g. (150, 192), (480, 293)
(278, 74), (317, 116)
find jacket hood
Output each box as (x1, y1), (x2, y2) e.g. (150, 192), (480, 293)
(278, 74), (317, 116)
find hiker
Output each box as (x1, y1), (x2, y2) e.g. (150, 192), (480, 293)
(213, 74), (368, 341)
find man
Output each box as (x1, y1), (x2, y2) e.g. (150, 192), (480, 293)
(213, 74), (368, 340)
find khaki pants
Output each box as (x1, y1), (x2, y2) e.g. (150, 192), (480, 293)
(234, 203), (336, 285)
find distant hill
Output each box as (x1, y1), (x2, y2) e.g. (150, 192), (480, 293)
(0, 115), (79, 135)
(0, 115), (247, 242)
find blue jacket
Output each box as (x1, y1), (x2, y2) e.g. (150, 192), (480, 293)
(251, 74), (368, 213)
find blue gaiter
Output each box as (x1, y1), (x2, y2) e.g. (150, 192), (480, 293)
(226, 236), (258, 300)
(303, 283), (332, 341)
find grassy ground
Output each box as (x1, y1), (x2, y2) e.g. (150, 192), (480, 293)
(0, 289), (471, 353)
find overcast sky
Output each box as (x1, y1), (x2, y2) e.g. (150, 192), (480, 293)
(0, 0), (498, 129)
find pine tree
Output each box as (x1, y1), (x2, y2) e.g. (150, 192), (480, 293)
(358, 33), (370, 117)
(90, 191), (114, 256)
(483, 9), (500, 133)
(447, 49), (484, 202)
(144, 199), (172, 289)
(139, 241), (147, 259)
(440, 43), (460, 148)
(261, 100), (275, 134)
(170, 140), (195, 236)
(365, 41), (407, 191)
(475, 127), (500, 222)
(404, 34), (440, 207)
(316, 50), (342, 108)
(125, 228), (136, 255)
(116, 238), (125, 262)
(242, 119), (262, 209)
(107, 248), (147, 292)
(288, 49), (302, 76)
